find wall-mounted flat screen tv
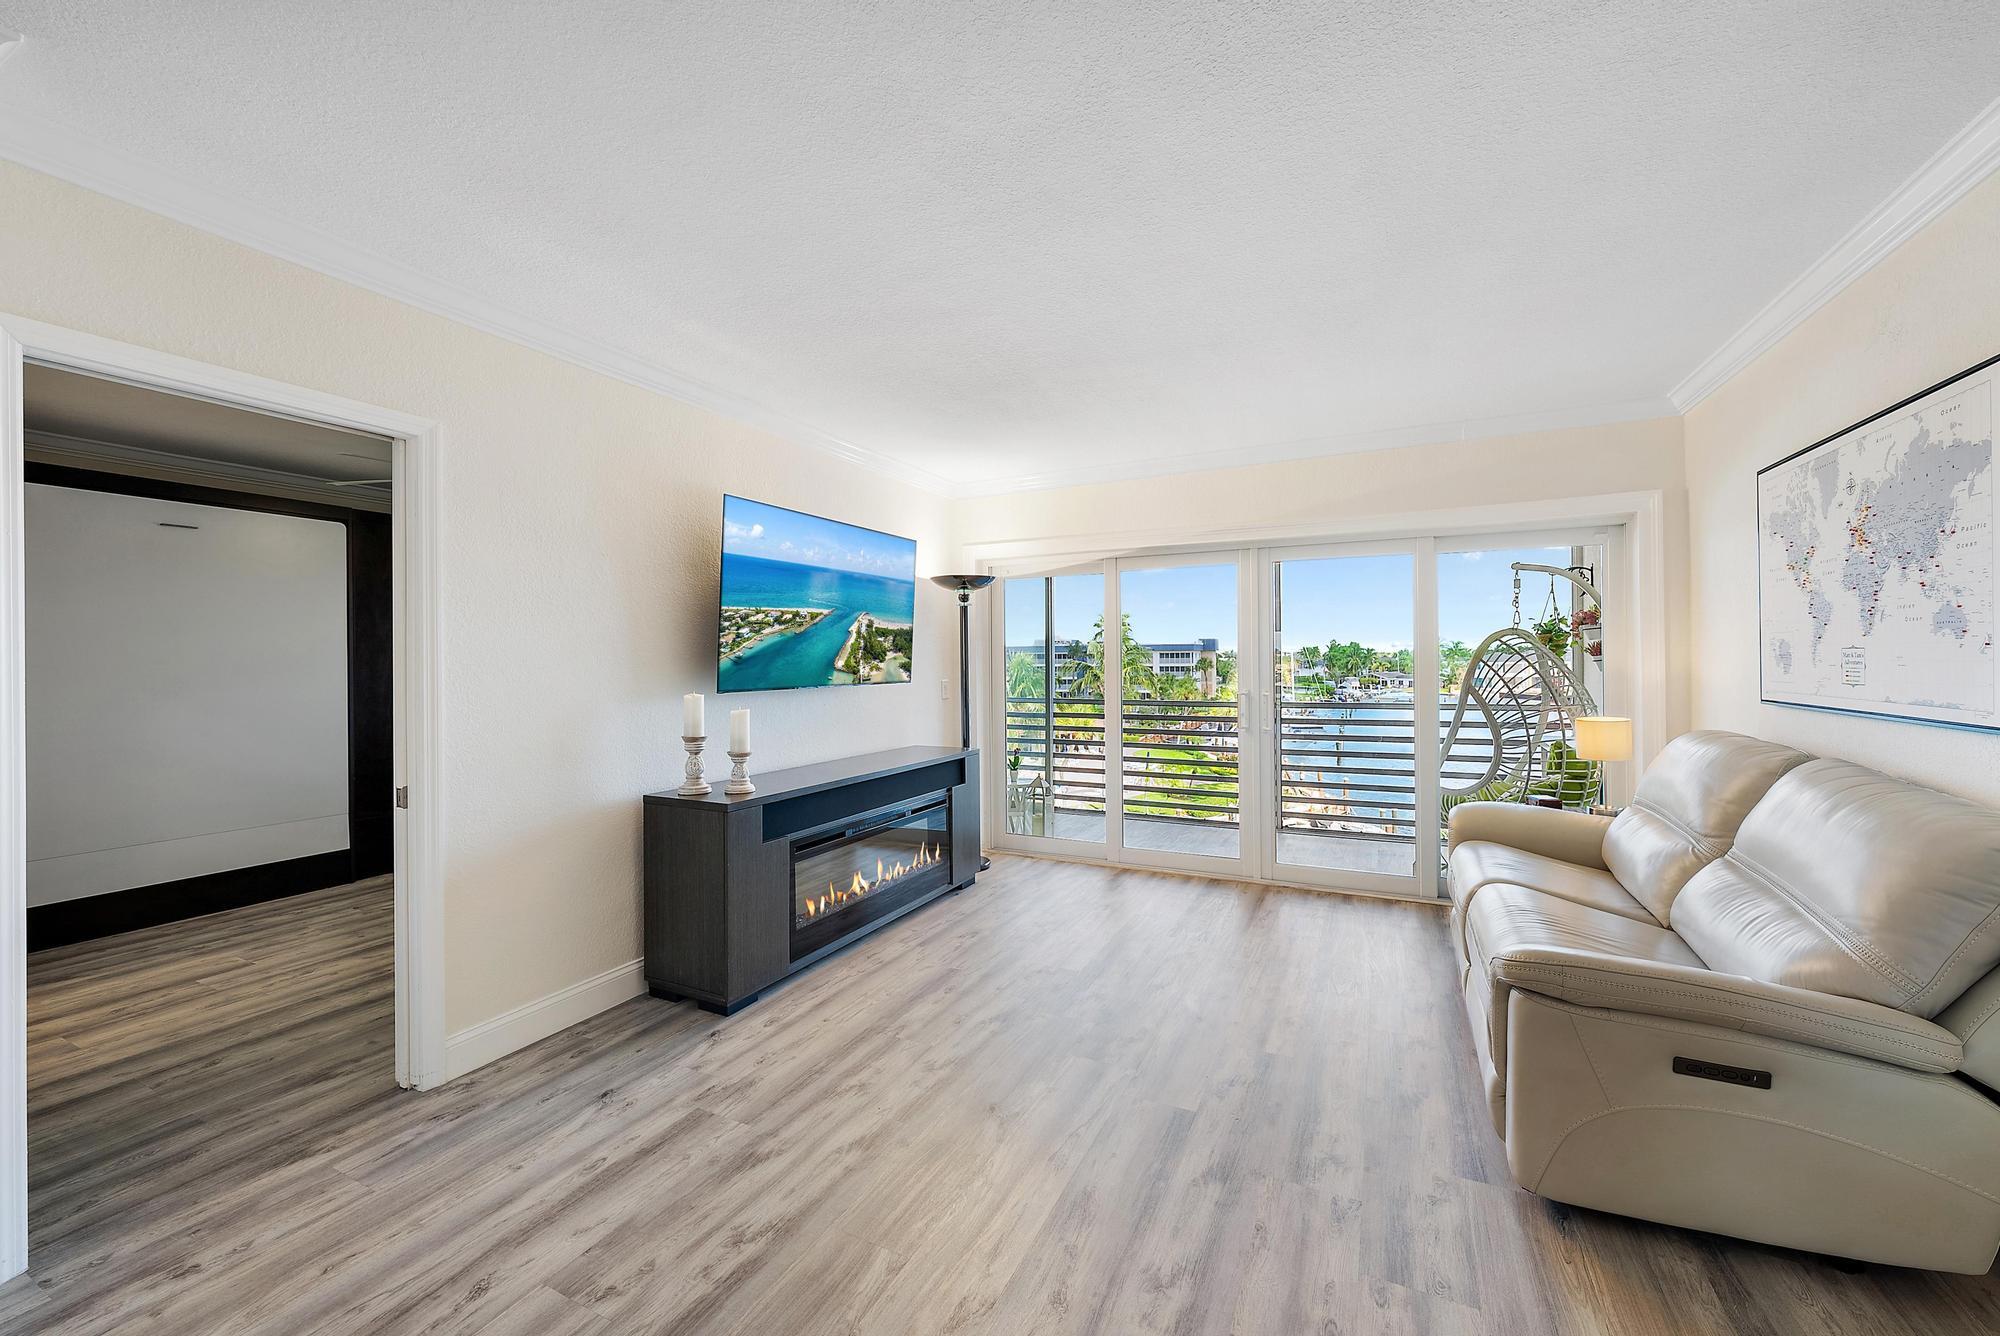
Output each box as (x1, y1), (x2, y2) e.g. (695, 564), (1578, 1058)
(717, 495), (917, 692)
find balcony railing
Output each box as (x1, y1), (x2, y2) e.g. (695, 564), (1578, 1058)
(1004, 694), (1512, 845)
(1004, 695), (1110, 816)
(1120, 698), (1239, 825)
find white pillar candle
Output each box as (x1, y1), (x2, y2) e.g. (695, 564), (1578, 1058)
(729, 708), (750, 753)
(683, 692), (704, 738)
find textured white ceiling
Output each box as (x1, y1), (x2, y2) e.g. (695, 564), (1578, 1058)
(1, 3), (1998, 491)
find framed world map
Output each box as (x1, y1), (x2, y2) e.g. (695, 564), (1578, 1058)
(1758, 352), (1996, 732)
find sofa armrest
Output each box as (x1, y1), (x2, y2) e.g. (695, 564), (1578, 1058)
(1938, 968), (2000, 1090)
(1446, 802), (1612, 870)
(1489, 946), (1963, 1073)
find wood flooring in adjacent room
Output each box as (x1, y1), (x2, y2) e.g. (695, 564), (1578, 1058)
(5, 858), (1999, 1335)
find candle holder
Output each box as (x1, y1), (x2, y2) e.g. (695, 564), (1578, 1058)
(725, 749), (756, 796)
(678, 735), (711, 797)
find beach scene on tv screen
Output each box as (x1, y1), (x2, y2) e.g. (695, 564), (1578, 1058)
(718, 497), (917, 691)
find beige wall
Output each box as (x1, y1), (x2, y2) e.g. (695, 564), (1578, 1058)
(952, 416), (1692, 736)
(1685, 172), (2000, 806)
(0, 161), (957, 1037)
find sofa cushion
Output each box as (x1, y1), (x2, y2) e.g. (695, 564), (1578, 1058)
(1448, 840), (1657, 963)
(1602, 730), (1810, 924)
(1673, 759), (2000, 1017)
(1450, 841), (1657, 923)
(1465, 880), (1963, 1073)
(1464, 884), (1705, 1076)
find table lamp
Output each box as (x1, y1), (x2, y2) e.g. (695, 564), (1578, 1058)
(1573, 716), (1632, 814)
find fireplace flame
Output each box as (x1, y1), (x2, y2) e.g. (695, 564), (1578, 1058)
(799, 841), (940, 923)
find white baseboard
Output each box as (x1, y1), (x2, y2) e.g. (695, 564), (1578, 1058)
(441, 957), (645, 1082)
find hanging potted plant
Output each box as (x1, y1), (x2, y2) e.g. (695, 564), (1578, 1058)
(1571, 605), (1603, 658)
(1531, 612), (1571, 658)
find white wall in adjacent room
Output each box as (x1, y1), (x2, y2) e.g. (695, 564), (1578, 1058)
(24, 484), (349, 906)
(1684, 171), (2000, 806)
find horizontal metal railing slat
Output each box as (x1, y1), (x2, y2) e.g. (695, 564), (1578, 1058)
(1006, 694), (1521, 846)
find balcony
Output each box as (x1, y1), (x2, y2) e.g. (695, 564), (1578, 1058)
(1004, 694), (1512, 878)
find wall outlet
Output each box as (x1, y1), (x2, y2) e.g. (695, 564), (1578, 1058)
(940, 678), (950, 700)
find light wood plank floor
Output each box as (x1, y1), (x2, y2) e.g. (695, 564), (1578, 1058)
(5, 858), (2000, 1334)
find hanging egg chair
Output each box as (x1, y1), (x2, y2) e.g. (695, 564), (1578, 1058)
(1440, 560), (1601, 812)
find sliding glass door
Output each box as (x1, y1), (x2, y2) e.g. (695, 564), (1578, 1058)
(989, 527), (1617, 898)
(999, 570), (1107, 850)
(1114, 556), (1247, 867)
(1267, 545), (1425, 893)
(1437, 535), (1614, 873)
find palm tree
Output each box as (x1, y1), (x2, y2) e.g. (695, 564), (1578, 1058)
(1006, 651), (1045, 699)
(1076, 614), (1154, 699)
(1324, 640), (1372, 682)
(1439, 639), (1473, 690)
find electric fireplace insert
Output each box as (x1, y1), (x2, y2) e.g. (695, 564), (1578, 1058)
(791, 797), (951, 959)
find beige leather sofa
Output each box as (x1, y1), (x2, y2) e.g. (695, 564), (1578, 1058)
(1448, 729), (2000, 1272)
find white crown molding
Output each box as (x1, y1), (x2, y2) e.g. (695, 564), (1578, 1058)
(949, 396), (1678, 497)
(0, 107), (957, 497)
(1669, 92), (2000, 413)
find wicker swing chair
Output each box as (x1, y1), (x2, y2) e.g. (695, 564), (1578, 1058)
(1439, 626), (1598, 811)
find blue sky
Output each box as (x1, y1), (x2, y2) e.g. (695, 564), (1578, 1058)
(1006, 546), (1577, 652)
(722, 496), (916, 580)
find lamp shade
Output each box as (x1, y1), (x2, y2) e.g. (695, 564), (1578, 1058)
(929, 574), (995, 593)
(1573, 716), (1633, 763)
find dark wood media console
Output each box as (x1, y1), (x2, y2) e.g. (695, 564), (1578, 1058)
(643, 746), (980, 1014)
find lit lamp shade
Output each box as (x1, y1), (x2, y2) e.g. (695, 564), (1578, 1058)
(1573, 716), (1633, 763)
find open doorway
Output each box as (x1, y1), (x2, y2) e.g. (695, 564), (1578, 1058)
(0, 316), (444, 1279)
(21, 365), (397, 1254)
(25, 366), (395, 939)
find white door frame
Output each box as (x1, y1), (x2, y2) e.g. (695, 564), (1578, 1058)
(0, 313), (447, 1280)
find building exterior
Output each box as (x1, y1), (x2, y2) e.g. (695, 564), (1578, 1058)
(1144, 639), (1219, 681)
(1005, 637), (1221, 695)
(1004, 640), (1088, 693)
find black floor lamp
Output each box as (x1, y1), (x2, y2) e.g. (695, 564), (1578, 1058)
(931, 574), (995, 869)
